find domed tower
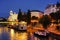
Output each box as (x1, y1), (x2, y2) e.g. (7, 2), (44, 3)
(10, 10), (13, 15)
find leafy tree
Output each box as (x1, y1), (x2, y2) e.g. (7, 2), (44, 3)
(22, 13), (27, 22)
(17, 9), (22, 22)
(39, 15), (51, 29)
(27, 10), (31, 25)
(56, 2), (60, 20)
(56, 2), (60, 8)
(50, 11), (60, 23)
(50, 12), (56, 20)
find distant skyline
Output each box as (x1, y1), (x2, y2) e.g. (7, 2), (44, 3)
(0, 0), (60, 17)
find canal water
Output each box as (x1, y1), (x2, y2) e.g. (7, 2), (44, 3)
(0, 27), (59, 40)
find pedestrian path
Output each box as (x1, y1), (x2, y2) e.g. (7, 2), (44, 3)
(47, 27), (60, 35)
(27, 25), (60, 35)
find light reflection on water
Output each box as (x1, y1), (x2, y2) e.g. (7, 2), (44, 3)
(0, 27), (58, 40)
(10, 29), (28, 40)
(0, 27), (28, 40)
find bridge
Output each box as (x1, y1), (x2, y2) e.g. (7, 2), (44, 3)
(0, 22), (18, 23)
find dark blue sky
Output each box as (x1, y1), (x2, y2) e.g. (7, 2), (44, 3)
(0, 0), (60, 17)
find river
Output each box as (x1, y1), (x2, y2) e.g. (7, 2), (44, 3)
(0, 27), (59, 40)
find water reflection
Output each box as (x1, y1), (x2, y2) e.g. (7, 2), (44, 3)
(0, 27), (59, 40)
(10, 29), (15, 40)
(0, 27), (28, 40)
(15, 32), (28, 40)
(10, 30), (28, 40)
(0, 27), (10, 40)
(34, 37), (40, 40)
(0, 27), (2, 34)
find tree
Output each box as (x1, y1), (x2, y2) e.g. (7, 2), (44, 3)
(39, 15), (51, 29)
(56, 2), (60, 19)
(56, 2), (60, 20)
(22, 13), (27, 22)
(27, 10), (31, 25)
(50, 11), (60, 24)
(56, 2), (60, 8)
(17, 9), (22, 22)
(50, 12), (56, 20)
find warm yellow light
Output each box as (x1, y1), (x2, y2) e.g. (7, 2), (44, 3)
(19, 21), (27, 25)
(8, 11), (18, 25)
(11, 22), (14, 25)
(10, 29), (14, 35)
(18, 32), (28, 40)
(10, 29), (15, 40)
(0, 28), (2, 34)
(10, 29), (14, 38)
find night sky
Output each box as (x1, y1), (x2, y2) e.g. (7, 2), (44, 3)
(0, 0), (60, 17)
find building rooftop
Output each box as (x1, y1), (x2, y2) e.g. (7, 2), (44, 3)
(30, 10), (44, 13)
(45, 4), (56, 9)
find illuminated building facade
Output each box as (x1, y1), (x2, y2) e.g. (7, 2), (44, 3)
(8, 10), (18, 25)
(30, 10), (44, 18)
(8, 10), (44, 25)
(30, 10), (44, 23)
(44, 4), (60, 15)
(8, 10), (18, 21)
